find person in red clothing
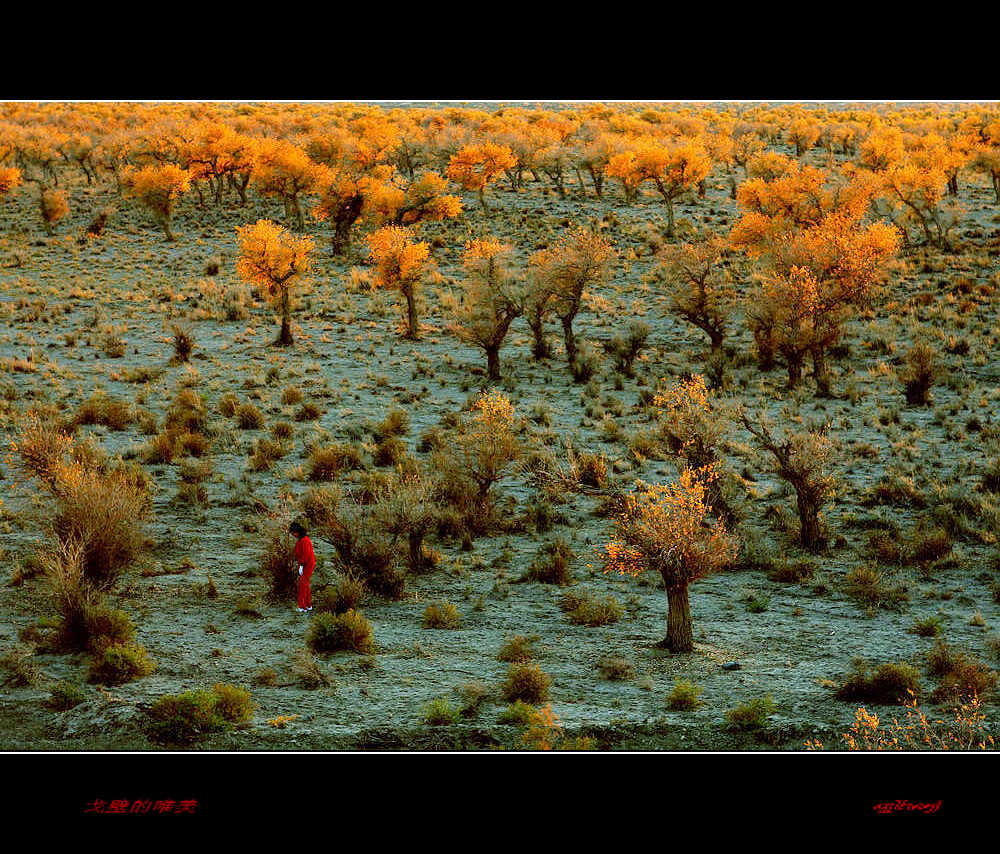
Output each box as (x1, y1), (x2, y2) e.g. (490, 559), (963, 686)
(289, 522), (316, 612)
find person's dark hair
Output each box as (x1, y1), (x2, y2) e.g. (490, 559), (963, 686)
(289, 521), (306, 537)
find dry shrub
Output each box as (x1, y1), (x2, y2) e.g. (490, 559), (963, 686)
(74, 392), (134, 431)
(316, 574), (365, 615)
(306, 610), (374, 654)
(48, 459), (151, 590)
(87, 642), (155, 685)
(559, 588), (623, 626)
(502, 661), (551, 703)
(423, 601), (462, 629)
(835, 659), (922, 705)
(927, 640), (998, 704)
(526, 538), (574, 585)
(171, 322), (195, 362)
(12, 414), (73, 486)
(497, 635), (534, 663)
(257, 510), (297, 602)
(901, 341), (937, 406)
(843, 564), (908, 611)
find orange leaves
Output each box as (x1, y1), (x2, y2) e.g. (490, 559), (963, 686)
(252, 138), (327, 199)
(858, 126), (905, 172)
(529, 226), (613, 299)
(0, 166), (21, 197)
(605, 465), (736, 587)
(605, 138), (711, 197)
(366, 225), (431, 290)
(474, 388), (515, 432)
(235, 219), (314, 296)
(367, 170), (462, 227)
(446, 142), (516, 192)
(122, 163), (191, 212)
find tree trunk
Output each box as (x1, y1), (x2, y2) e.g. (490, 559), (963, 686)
(529, 317), (550, 360)
(665, 196), (675, 237)
(663, 583), (694, 653)
(404, 289), (419, 340)
(408, 531), (425, 573)
(786, 353), (803, 389)
(561, 314), (577, 366)
(812, 347), (831, 397)
(486, 344), (501, 381)
(797, 492), (822, 551)
(277, 288), (293, 346)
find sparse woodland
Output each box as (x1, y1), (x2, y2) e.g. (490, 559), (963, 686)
(2, 101), (1000, 751)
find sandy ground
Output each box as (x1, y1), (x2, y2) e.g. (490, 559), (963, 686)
(2, 142), (1000, 750)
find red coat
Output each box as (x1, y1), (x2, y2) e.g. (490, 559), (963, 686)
(294, 535), (316, 575)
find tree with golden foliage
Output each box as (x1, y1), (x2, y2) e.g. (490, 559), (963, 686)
(606, 140), (711, 236)
(972, 123), (1000, 204)
(740, 413), (836, 551)
(732, 167), (900, 393)
(252, 139), (327, 231)
(122, 163), (191, 241)
(786, 117), (821, 158)
(235, 219), (314, 346)
(654, 235), (734, 352)
(529, 226), (613, 369)
(0, 166), (21, 201)
(875, 158), (956, 249)
(446, 142), (516, 211)
(605, 465), (737, 652)
(367, 225), (433, 340)
(39, 186), (68, 236)
(436, 389), (522, 527)
(365, 170), (462, 228)
(448, 238), (525, 381)
(312, 168), (369, 255)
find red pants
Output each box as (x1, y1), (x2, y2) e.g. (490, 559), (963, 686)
(297, 569), (313, 609)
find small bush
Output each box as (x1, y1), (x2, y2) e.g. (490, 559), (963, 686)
(146, 684), (251, 746)
(49, 680), (87, 710)
(498, 700), (536, 725)
(927, 639), (998, 704)
(210, 682), (255, 724)
(423, 601), (462, 629)
(576, 452), (609, 488)
(843, 564), (908, 611)
(306, 610), (374, 655)
(497, 635), (534, 663)
(171, 323), (195, 362)
(420, 696), (459, 726)
(257, 515), (296, 602)
(725, 695), (775, 730)
(502, 662), (551, 704)
(835, 659), (922, 705)
(374, 408), (410, 440)
(559, 588), (623, 626)
(1, 644), (42, 687)
(910, 616), (944, 637)
(767, 559), (815, 583)
(374, 436), (407, 467)
(281, 387), (304, 405)
(316, 575), (365, 615)
(911, 527), (953, 563)
(218, 392), (239, 417)
(597, 657), (635, 681)
(666, 680), (703, 710)
(526, 538), (574, 585)
(87, 642), (155, 685)
(235, 403), (264, 430)
(295, 402), (322, 422)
